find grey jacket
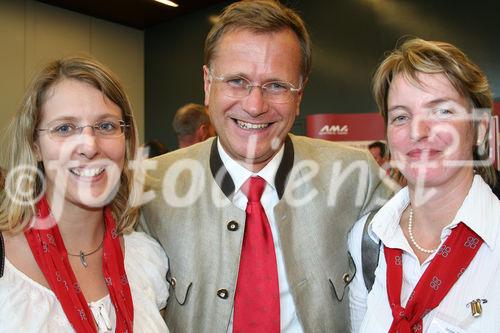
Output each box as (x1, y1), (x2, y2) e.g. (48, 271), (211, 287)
(141, 134), (392, 332)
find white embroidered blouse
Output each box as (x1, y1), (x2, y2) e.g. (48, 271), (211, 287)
(0, 231), (169, 332)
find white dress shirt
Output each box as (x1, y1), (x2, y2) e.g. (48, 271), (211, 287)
(217, 140), (304, 333)
(348, 175), (500, 333)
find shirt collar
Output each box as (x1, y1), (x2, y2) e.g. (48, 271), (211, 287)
(217, 139), (285, 193)
(368, 186), (411, 250)
(370, 175), (500, 250)
(451, 175), (499, 249)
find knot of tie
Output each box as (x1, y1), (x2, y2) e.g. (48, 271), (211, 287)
(242, 176), (266, 203)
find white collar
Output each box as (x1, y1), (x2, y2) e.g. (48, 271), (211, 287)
(217, 139), (285, 193)
(370, 175), (500, 250)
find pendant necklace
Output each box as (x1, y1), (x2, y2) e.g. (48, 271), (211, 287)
(67, 238), (104, 268)
(407, 207), (440, 254)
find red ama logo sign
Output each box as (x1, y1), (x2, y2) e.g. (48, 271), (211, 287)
(319, 125), (348, 135)
(306, 113), (385, 142)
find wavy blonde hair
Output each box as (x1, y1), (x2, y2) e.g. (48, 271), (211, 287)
(0, 56), (139, 234)
(372, 38), (496, 186)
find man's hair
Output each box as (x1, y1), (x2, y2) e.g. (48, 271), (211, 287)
(144, 139), (168, 158)
(204, 0), (312, 79)
(173, 103), (211, 137)
(368, 141), (386, 157)
(372, 37), (495, 185)
(0, 55), (139, 234)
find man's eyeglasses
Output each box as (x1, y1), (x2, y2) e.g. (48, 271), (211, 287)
(37, 120), (129, 141)
(210, 69), (302, 104)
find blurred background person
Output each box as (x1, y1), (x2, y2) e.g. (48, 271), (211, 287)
(368, 141), (407, 186)
(349, 38), (499, 333)
(172, 102), (215, 149)
(368, 141), (388, 169)
(143, 139), (168, 158)
(0, 56), (169, 332)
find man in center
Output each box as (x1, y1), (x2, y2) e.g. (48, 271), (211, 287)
(141, 1), (392, 331)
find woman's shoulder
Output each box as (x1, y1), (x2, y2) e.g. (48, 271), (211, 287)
(123, 231), (169, 310)
(124, 231), (168, 269)
(123, 231), (168, 282)
(0, 254), (73, 332)
(3, 232), (51, 288)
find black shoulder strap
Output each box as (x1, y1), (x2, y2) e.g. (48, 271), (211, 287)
(0, 232), (4, 278)
(362, 210), (381, 292)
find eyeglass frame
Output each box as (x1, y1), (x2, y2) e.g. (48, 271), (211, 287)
(36, 119), (130, 140)
(209, 68), (303, 103)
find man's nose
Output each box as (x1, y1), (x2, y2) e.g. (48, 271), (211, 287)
(242, 85), (268, 117)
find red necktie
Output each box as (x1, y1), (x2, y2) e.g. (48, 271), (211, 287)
(233, 176), (280, 332)
(385, 222), (483, 333)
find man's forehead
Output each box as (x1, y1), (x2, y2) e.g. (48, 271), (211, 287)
(215, 28), (298, 51)
(210, 28), (302, 78)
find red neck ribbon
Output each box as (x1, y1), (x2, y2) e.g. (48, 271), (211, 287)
(24, 196), (134, 333)
(384, 222), (482, 333)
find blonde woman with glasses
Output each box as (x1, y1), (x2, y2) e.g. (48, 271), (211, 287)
(0, 56), (169, 332)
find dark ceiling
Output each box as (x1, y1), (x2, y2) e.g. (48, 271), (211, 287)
(36, 0), (228, 29)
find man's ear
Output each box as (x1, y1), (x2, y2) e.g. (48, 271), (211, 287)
(197, 124), (209, 141)
(295, 77), (308, 116)
(203, 65), (211, 106)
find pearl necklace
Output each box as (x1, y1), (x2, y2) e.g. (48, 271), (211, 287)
(408, 207), (439, 254)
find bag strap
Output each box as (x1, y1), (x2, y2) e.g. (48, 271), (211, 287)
(0, 232), (4, 278)
(361, 210), (381, 292)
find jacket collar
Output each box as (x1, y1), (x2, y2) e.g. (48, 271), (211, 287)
(209, 135), (294, 200)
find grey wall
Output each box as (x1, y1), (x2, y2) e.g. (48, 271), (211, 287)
(145, 1), (230, 151)
(145, 0), (500, 151)
(0, 0), (144, 166)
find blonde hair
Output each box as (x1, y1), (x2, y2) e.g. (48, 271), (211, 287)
(372, 38), (496, 186)
(204, 0), (312, 79)
(0, 56), (139, 234)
